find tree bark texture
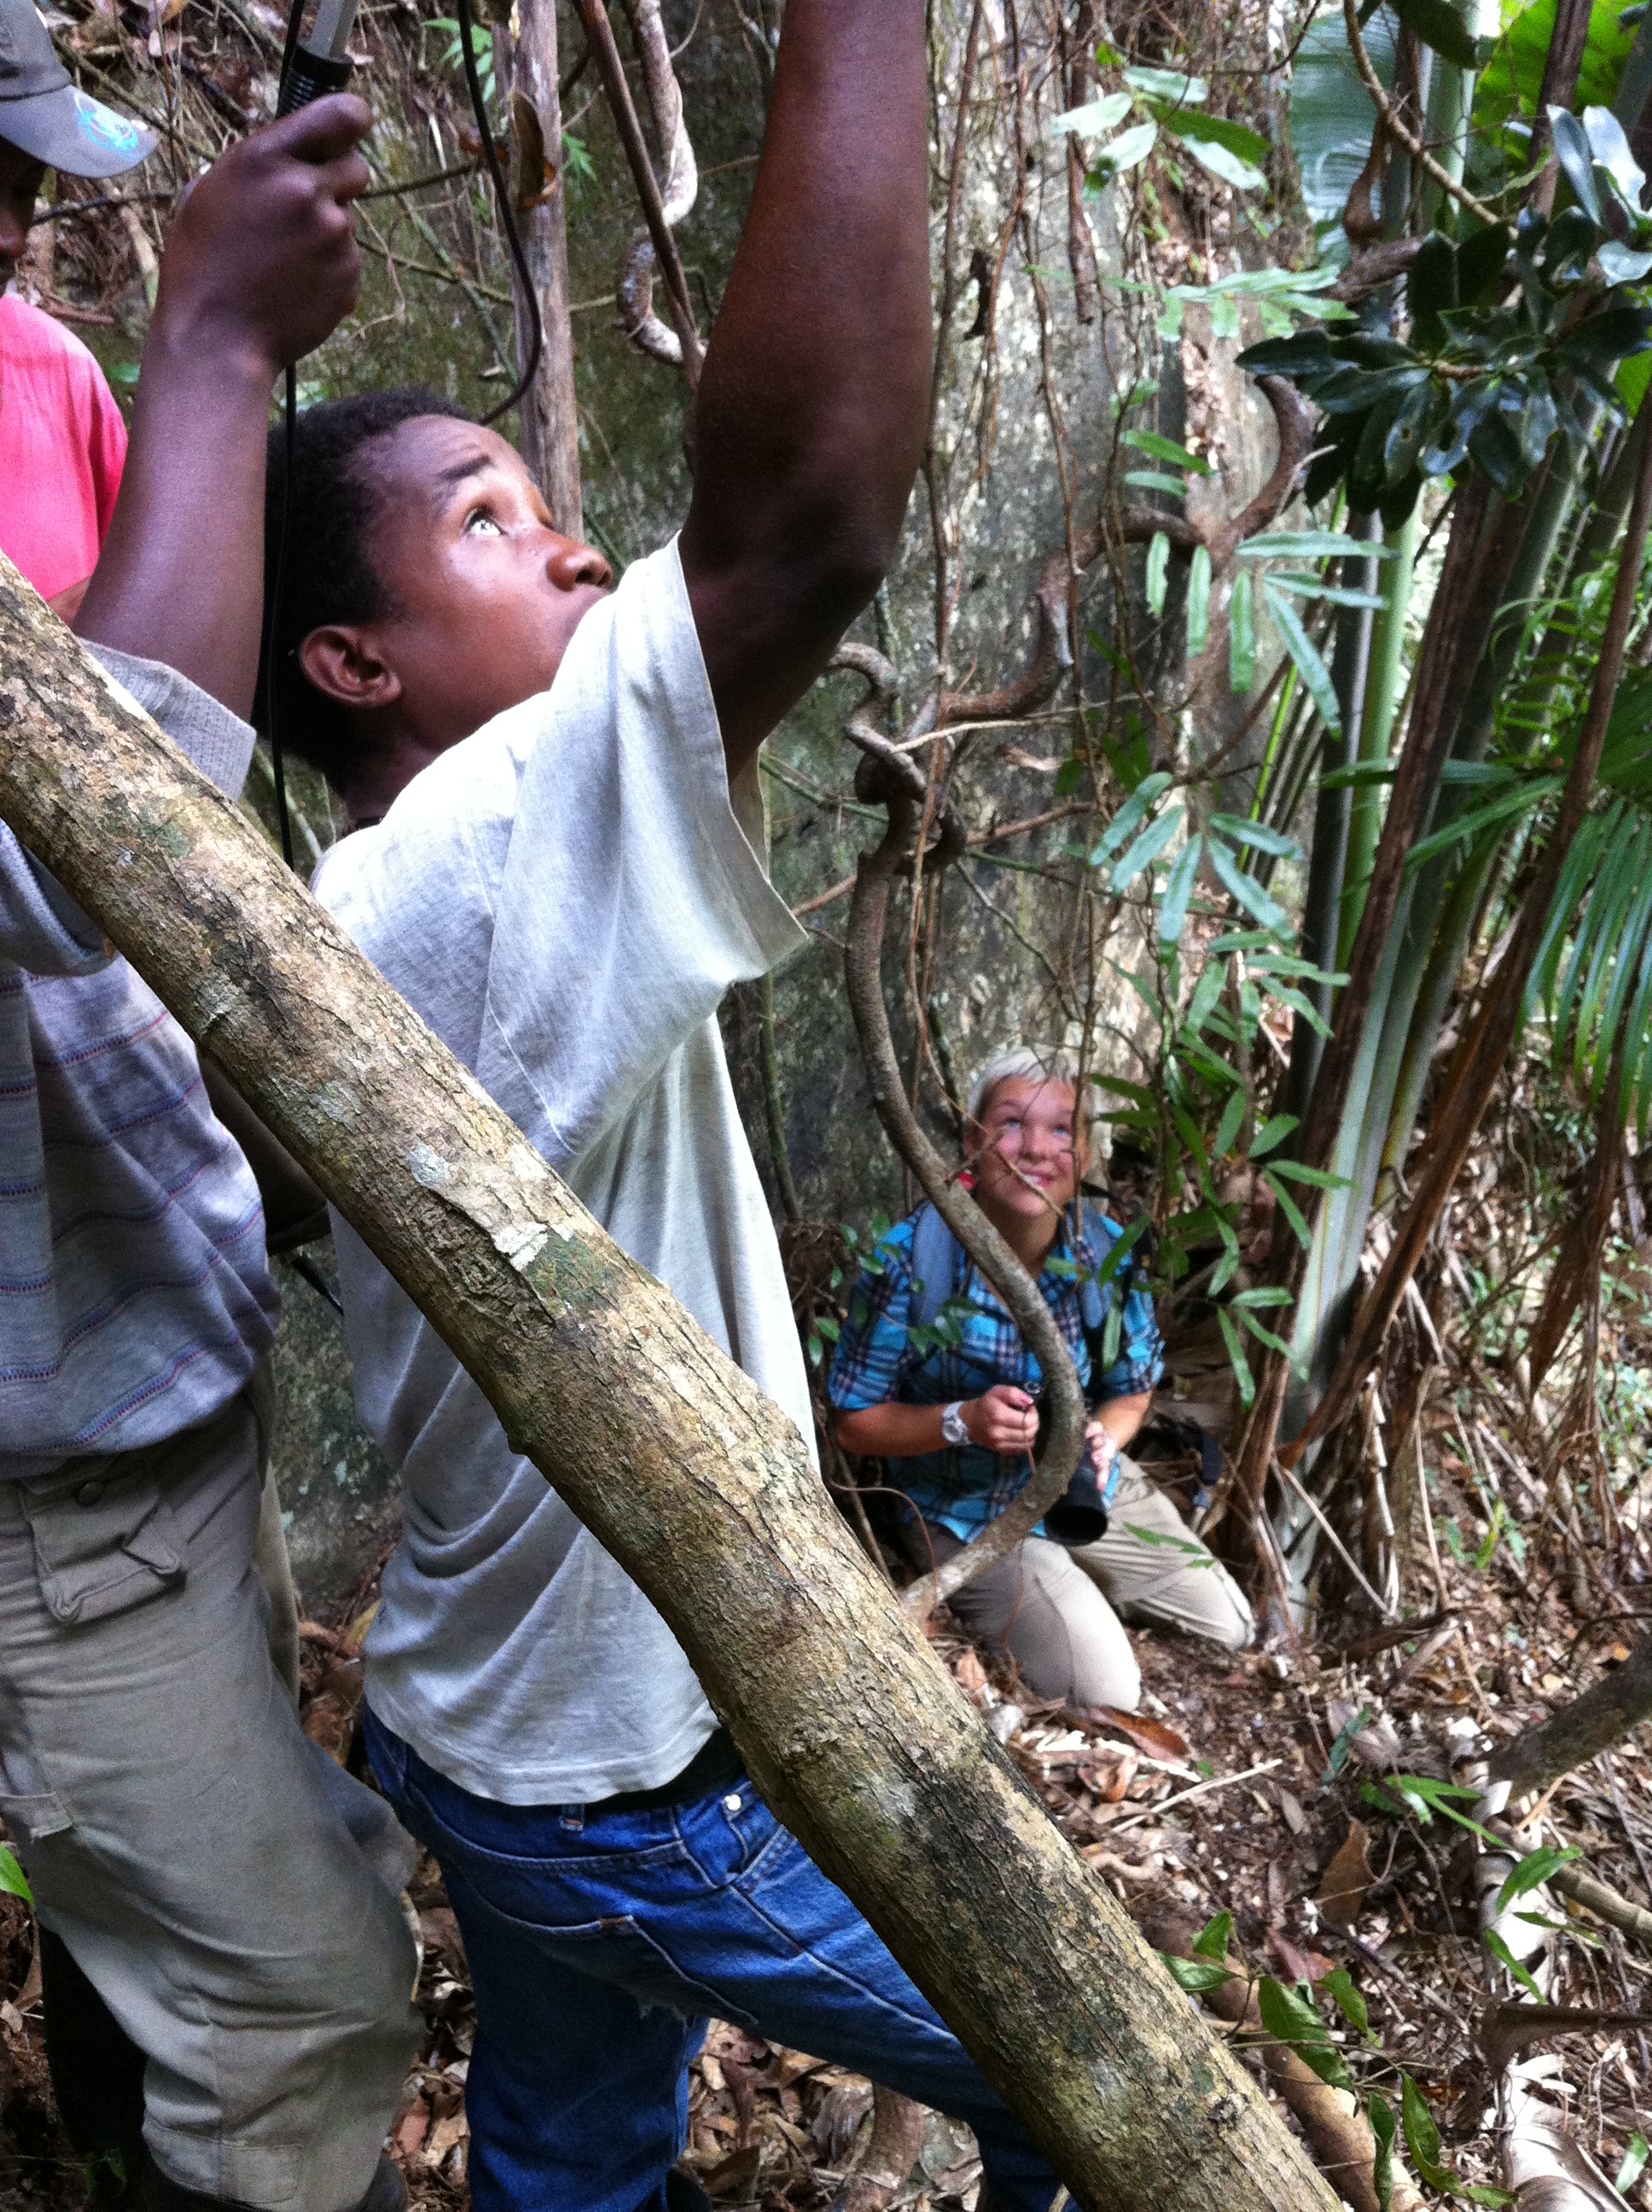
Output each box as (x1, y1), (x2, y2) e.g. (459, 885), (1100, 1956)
(0, 563), (1339, 2212)
(1488, 1637), (1652, 1797)
(496, 0), (583, 533)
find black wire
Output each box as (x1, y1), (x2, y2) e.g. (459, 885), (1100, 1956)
(453, 0), (543, 427)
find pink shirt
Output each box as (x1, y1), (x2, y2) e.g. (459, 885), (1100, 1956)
(0, 294), (126, 604)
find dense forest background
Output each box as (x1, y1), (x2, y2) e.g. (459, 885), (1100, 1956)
(4, 0), (1652, 2203)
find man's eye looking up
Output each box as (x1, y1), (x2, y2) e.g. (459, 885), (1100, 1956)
(464, 509), (503, 538)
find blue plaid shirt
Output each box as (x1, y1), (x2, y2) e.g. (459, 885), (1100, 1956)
(827, 1208), (1163, 1542)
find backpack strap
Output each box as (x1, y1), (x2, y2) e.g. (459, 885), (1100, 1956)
(908, 1202), (961, 1333)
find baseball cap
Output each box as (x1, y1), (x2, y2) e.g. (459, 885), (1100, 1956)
(0, 0), (156, 178)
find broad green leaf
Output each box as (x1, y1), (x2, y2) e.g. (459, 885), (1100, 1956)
(1207, 836), (1288, 932)
(1268, 1159), (1350, 1190)
(1483, 1928), (1544, 2000)
(1176, 134), (1267, 189)
(1265, 580), (1342, 733)
(1248, 1112), (1299, 1158)
(1088, 771), (1173, 866)
(1550, 106), (1605, 226)
(1583, 104), (1646, 207)
(0, 1845), (30, 1906)
(1187, 544), (1213, 655)
(1268, 572), (1389, 608)
(1193, 1909), (1236, 1961)
(1614, 2135), (1649, 2196)
(1122, 63), (1207, 102)
(1370, 2093), (1398, 2212)
(1230, 570), (1256, 690)
(1125, 428), (1215, 474)
(1400, 2074), (1445, 2182)
(1162, 1953), (1238, 1992)
(1209, 812), (1299, 858)
(1598, 240), (1652, 282)
(1159, 835), (1203, 944)
(1092, 121), (1160, 176)
(1236, 532), (1398, 561)
(1112, 807), (1183, 891)
(1317, 1967), (1370, 2039)
(1163, 110), (1271, 166)
(1146, 530), (1171, 616)
(1213, 1086), (1247, 1158)
(1230, 1284), (1292, 1308)
(1257, 1977), (1352, 2090)
(1125, 470), (1191, 495)
(1495, 1843), (1581, 1912)
(1054, 92), (1133, 137)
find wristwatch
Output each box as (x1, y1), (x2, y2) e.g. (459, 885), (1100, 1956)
(940, 1401), (969, 1447)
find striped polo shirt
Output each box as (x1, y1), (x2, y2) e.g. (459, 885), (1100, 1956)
(0, 648), (278, 1476)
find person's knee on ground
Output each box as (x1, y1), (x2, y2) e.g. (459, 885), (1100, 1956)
(944, 1532), (1143, 1712)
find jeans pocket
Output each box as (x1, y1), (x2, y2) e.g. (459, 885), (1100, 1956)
(480, 1900), (759, 2030)
(20, 1459), (186, 1627)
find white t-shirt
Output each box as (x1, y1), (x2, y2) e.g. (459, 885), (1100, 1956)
(312, 541), (815, 1803)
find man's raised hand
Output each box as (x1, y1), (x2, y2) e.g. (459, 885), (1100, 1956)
(153, 95), (370, 379)
(75, 94), (372, 716)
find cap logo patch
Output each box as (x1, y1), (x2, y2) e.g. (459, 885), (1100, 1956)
(73, 88), (141, 154)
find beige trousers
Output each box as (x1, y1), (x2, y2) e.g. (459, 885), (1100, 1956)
(916, 1457), (1254, 1713)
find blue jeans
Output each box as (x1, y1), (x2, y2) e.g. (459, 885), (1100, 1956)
(364, 1707), (1060, 2212)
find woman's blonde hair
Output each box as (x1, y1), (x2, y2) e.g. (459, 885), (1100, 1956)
(964, 1045), (1097, 1132)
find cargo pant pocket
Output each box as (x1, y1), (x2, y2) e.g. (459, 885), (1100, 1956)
(19, 1458), (186, 1628)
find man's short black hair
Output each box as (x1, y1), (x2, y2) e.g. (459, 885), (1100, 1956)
(256, 387), (470, 792)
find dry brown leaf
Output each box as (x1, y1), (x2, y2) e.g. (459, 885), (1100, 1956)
(1085, 1706), (1193, 1764)
(703, 2143), (763, 2197)
(1316, 1818), (1375, 1930)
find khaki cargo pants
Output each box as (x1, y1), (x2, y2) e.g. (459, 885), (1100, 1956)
(913, 1456), (1254, 1712)
(0, 1366), (421, 2210)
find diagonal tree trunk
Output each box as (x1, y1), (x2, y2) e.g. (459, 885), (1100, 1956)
(0, 560), (1338, 2212)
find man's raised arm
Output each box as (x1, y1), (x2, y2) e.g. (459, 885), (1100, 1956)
(678, 0), (930, 772)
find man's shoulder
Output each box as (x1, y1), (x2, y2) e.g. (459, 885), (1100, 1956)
(0, 294), (102, 378)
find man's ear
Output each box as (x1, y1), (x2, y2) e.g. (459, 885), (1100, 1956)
(298, 626), (403, 713)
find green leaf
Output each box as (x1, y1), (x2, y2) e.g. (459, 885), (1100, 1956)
(1614, 2134), (1649, 2196)
(1370, 2093), (1398, 2212)
(1092, 120), (1160, 176)
(1162, 1952), (1238, 1992)
(1317, 1967), (1370, 2036)
(1122, 63), (1207, 102)
(1323, 1701), (1370, 1781)
(1257, 1977), (1352, 2090)
(1236, 532), (1398, 561)
(1550, 106), (1605, 226)
(1112, 808), (1183, 891)
(1267, 1159), (1349, 1190)
(1267, 572), (1389, 608)
(1207, 836), (1288, 931)
(1483, 1928), (1545, 2000)
(1124, 470), (1190, 496)
(1264, 580), (1341, 736)
(1209, 812), (1299, 858)
(1125, 428), (1215, 474)
(1175, 133), (1268, 189)
(1187, 544), (1213, 656)
(1495, 1843), (1581, 1912)
(1217, 1307), (1256, 1404)
(1390, 0), (1478, 66)
(1248, 1112), (1299, 1158)
(1320, 760), (1397, 789)
(0, 1845), (30, 1907)
(1146, 530), (1171, 616)
(1230, 570), (1256, 690)
(1265, 1159), (1318, 1247)
(1089, 771), (1172, 867)
(1213, 1086), (1247, 1158)
(1054, 92), (1134, 137)
(1159, 835), (1203, 944)
(1164, 110), (1271, 166)
(1193, 1908), (1236, 1961)
(1401, 2073), (1445, 2183)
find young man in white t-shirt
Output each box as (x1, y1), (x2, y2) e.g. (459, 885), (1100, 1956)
(248, 6), (1062, 2209)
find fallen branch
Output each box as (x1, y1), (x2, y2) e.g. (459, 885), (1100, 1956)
(1486, 1635), (1652, 1797)
(0, 558), (1341, 2212)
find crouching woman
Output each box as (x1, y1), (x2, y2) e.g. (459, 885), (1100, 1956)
(828, 1049), (1253, 1713)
